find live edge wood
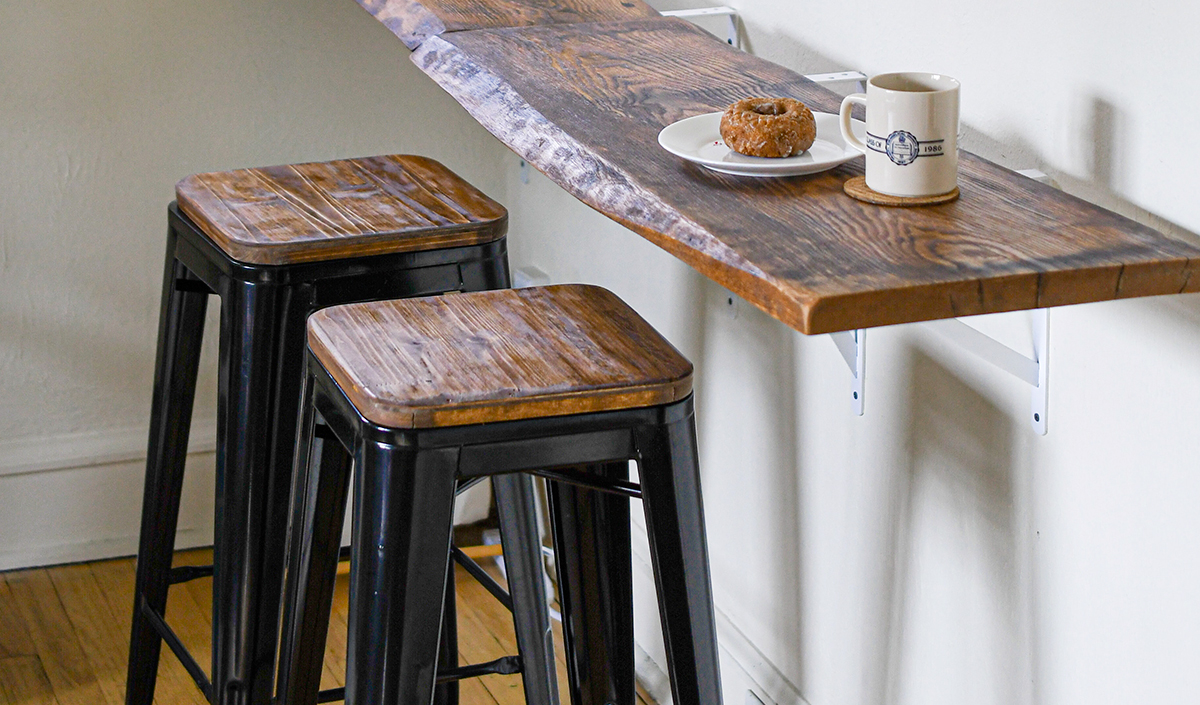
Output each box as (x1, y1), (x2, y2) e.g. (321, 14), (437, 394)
(355, 0), (658, 49)
(412, 17), (1200, 334)
(176, 154), (507, 266)
(307, 285), (694, 429)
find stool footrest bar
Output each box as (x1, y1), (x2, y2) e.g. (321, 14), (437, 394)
(140, 597), (213, 702)
(173, 279), (215, 295)
(168, 564), (214, 584)
(313, 656), (524, 703)
(533, 467), (642, 499)
(438, 655), (523, 683)
(452, 545), (513, 612)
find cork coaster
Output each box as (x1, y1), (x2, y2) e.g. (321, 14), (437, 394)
(843, 176), (959, 207)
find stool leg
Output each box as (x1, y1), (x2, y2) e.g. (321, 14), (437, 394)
(547, 463), (635, 705)
(127, 240), (209, 705)
(211, 279), (284, 705)
(494, 473), (560, 705)
(434, 569), (459, 705)
(250, 297), (314, 704)
(275, 377), (353, 705)
(634, 419), (721, 705)
(347, 444), (459, 705)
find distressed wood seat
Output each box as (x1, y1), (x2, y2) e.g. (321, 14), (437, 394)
(308, 284), (694, 427)
(276, 284), (719, 705)
(175, 154), (507, 265)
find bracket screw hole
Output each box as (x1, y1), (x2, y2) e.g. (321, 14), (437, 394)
(1033, 413), (1040, 422)
(853, 392), (858, 399)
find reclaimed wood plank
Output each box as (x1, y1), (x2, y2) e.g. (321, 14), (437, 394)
(307, 285), (694, 429)
(354, 0), (658, 49)
(413, 17), (1200, 333)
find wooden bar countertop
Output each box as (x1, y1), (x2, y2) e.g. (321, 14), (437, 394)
(360, 2), (1200, 333)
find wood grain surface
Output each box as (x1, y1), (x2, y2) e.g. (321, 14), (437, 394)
(1, 551), (652, 705)
(411, 17), (1200, 333)
(176, 155), (507, 266)
(354, 0), (658, 49)
(307, 285), (693, 428)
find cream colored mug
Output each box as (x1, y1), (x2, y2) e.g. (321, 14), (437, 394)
(839, 72), (960, 197)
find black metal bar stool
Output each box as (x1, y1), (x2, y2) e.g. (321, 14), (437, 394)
(127, 155), (552, 705)
(276, 285), (722, 705)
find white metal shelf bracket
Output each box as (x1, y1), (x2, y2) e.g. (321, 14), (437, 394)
(803, 70), (869, 93)
(927, 311), (1049, 434)
(829, 329), (866, 415)
(661, 6), (739, 47)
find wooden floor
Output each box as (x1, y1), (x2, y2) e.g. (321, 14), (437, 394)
(0, 549), (654, 705)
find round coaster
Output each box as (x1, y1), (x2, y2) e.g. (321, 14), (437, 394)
(843, 176), (959, 207)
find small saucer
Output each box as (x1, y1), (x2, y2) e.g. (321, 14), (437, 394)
(658, 111), (864, 178)
(843, 176), (959, 206)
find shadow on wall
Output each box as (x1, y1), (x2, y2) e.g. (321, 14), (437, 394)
(869, 349), (1034, 705)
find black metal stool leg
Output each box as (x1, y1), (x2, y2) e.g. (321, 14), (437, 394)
(494, 473), (560, 705)
(434, 569), (459, 705)
(276, 377), (353, 705)
(250, 298), (314, 704)
(127, 239), (210, 705)
(634, 417), (721, 705)
(211, 278), (284, 705)
(347, 444), (459, 705)
(548, 463), (635, 705)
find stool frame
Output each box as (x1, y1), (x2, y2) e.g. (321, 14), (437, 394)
(276, 349), (722, 705)
(127, 204), (539, 705)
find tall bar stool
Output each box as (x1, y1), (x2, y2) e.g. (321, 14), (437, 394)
(127, 155), (552, 705)
(276, 285), (722, 705)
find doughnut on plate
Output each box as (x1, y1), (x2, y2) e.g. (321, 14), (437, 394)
(659, 112), (864, 177)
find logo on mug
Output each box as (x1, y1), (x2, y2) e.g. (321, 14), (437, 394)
(885, 131), (919, 166)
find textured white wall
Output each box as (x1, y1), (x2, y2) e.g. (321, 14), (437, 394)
(0, 0), (509, 567)
(502, 2), (1200, 705)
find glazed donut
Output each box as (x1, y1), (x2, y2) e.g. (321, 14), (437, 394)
(719, 97), (816, 158)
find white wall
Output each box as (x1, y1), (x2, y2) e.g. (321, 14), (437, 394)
(5, 2), (1200, 705)
(502, 2), (1200, 705)
(0, 0), (510, 568)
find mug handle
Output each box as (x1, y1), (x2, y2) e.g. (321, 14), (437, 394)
(840, 93), (868, 153)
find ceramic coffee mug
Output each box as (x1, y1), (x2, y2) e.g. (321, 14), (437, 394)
(839, 72), (960, 197)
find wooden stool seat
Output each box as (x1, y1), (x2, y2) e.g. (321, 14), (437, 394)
(175, 154), (507, 265)
(308, 284), (693, 428)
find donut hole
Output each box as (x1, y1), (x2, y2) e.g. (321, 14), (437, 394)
(751, 102), (785, 116)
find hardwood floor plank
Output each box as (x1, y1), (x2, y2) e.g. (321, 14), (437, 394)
(0, 655), (61, 705)
(0, 577), (36, 659)
(87, 558), (208, 705)
(1, 550), (653, 705)
(47, 564), (130, 705)
(453, 569), (526, 705)
(4, 569), (109, 705)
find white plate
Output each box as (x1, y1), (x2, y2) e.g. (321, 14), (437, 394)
(658, 111), (865, 177)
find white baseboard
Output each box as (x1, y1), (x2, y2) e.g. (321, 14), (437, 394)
(0, 420), (217, 478)
(0, 421), (218, 571)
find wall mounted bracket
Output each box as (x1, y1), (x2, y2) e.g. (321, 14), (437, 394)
(661, 6), (739, 47)
(829, 329), (866, 416)
(927, 311), (1050, 435)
